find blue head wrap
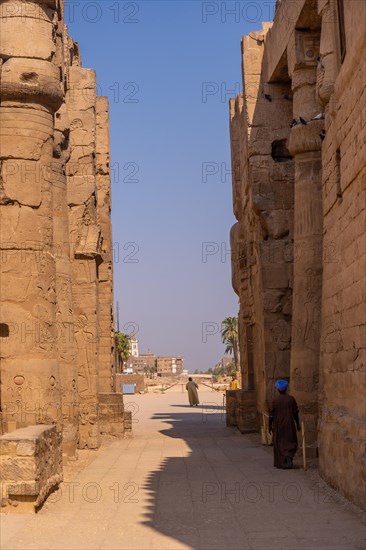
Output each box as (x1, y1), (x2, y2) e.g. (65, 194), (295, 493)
(275, 379), (288, 391)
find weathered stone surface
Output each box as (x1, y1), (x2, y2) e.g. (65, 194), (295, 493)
(229, 26), (294, 416)
(226, 390), (258, 433)
(0, 1), (57, 60)
(0, 0), (127, 507)
(53, 104), (80, 458)
(96, 97), (115, 394)
(64, 64), (100, 450)
(317, 0), (366, 510)
(287, 35), (323, 454)
(99, 393), (124, 438)
(229, 0), (365, 509)
(0, 425), (62, 512)
(0, 58), (64, 111)
(0, 0), (62, 448)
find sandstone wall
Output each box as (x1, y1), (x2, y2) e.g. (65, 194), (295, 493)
(317, 0), (366, 507)
(229, 0), (365, 507)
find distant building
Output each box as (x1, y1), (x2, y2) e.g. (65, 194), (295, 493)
(156, 356), (183, 377)
(127, 352), (184, 377)
(130, 353), (156, 375)
(129, 336), (139, 357)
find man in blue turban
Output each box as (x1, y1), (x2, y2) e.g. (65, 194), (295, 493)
(268, 379), (300, 469)
(275, 379), (288, 392)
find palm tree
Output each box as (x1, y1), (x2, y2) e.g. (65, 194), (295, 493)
(115, 332), (131, 369)
(221, 317), (239, 372)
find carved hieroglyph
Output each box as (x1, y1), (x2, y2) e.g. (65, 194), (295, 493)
(66, 65), (102, 450)
(53, 101), (79, 457)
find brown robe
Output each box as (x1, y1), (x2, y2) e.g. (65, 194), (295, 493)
(186, 381), (199, 406)
(269, 393), (299, 468)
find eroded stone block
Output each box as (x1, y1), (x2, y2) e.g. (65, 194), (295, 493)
(0, 425), (62, 512)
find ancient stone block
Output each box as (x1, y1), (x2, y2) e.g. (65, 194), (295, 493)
(226, 390), (258, 433)
(99, 393), (124, 438)
(0, 425), (62, 512)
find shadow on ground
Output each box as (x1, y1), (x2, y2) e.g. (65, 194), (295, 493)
(142, 404), (250, 549)
(138, 400), (364, 550)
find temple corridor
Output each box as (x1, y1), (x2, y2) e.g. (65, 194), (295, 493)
(1, 390), (364, 550)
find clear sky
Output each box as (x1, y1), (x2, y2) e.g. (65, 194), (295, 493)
(66, 1), (276, 372)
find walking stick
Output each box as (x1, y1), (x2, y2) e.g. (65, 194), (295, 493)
(301, 421), (307, 470)
(261, 414), (267, 445)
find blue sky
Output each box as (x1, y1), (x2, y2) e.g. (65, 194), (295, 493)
(66, 1), (276, 371)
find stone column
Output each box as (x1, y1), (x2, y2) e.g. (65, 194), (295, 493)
(287, 30), (323, 448)
(0, 0), (63, 431)
(95, 97), (125, 439)
(229, 96), (247, 391)
(95, 97), (115, 394)
(53, 104), (80, 457)
(232, 28), (295, 414)
(66, 65), (101, 450)
(316, 0), (337, 114)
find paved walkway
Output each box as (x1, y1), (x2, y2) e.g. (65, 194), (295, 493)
(1, 391), (365, 550)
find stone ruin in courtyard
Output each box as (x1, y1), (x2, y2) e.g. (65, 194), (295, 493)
(0, 0), (130, 511)
(228, 0), (365, 509)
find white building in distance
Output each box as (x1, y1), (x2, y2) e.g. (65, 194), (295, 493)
(130, 336), (139, 357)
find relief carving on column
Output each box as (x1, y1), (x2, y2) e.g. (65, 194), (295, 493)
(316, 0), (337, 109)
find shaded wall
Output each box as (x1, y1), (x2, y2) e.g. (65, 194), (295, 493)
(317, 0), (366, 507)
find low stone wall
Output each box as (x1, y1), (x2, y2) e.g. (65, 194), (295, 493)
(0, 425), (62, 512)
(99, 393), (125, 438)
(226, 390), (259, 433)
(115, 374), (145, 394)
